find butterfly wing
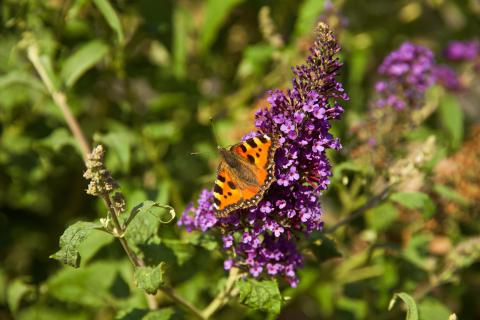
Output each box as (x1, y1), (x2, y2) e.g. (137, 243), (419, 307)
(213, 134), (279, 217)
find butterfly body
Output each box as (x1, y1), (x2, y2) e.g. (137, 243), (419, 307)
(213, 134), (279, 218)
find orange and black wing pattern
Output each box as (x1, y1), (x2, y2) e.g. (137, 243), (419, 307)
(213, 134), (279, 217)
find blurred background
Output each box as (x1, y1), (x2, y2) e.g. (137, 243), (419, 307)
(1, 0), (479, 319)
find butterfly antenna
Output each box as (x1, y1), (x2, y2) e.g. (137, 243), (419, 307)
(209, 117), (222, 148)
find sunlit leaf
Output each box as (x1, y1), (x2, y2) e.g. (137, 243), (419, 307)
(7, 279), (33, 313)
(134, 263), (167, 295)
(237, 44), (274, 79)
(47, 261), (122, 308)
(236, 279), (282, 315)
(200, 0), (244, 51)
(77, 229), (114, 266)
(39, 128), (76, 152)
(92, 0), (124, 43)
(50, 221), (103, 268)
(390, 192), (436, 218)
(366, 202), (399, 231)
(419, 298), (451, 320)
(338, 296), (367, 319)
(438, 93), (464, 149)
(172, 5), (190, 78)
(388, 292), (419, 320)
(294, 0), (325, 37)
(18, 305), (90, 320)
(117, 308), (174, 320)
(61, 40), (109, 88)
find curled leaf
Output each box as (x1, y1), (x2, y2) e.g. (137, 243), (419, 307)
(389, 292), (419, 320)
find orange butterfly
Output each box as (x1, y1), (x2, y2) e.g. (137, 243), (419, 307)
(213, 134), (279, 218)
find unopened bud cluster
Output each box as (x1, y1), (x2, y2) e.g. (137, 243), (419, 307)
(83, 145), (126, 213)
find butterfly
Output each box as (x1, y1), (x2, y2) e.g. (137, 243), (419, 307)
(213, 134), (279, 218)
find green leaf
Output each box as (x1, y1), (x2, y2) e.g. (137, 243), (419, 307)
(162, 239), (194, 266)
(237, 44), (275, 79)
(390, 192), (436, 218)
(294, 0), (325, 37)
(419, 298), (451, 320)
(117, 307), (174, 320)
(94, 129), (135, 173)
(50, 221), (103, 268)
(7, 279), (33, 313)
(337, 296), (367, 319)
(402, 233), (433, 271)
(61, 40), (109, 88)
(388, 292), (419, 320)
(433, 184), (470, 206)
(92, 0), (124, 43)
(77, 229), (114, 266)
(142, 122), (178, 141)
(134, 263), (167, 295)
(143, 308), (174, 320)
(236, 279), (282, 315)
(200, 0), (244, 51)
(438, 93), (464, 149)
(39, 128), (76, 152)
(172, 6), (190, 79)
(366, 202), (399, 231)
(47, 261), (121, 308)
(18, 305), (90, 320)
(125, 201), (176, 246)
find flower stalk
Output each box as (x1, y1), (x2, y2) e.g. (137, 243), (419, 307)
(26, 38), (206, 318)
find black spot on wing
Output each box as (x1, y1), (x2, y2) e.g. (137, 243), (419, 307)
(246, 138), (258, 148)
(214, 198), (221, 206)
(239, 144), (247, 152)
(247, 154), (255, 164)
(214, 184), (223, 195)
(256, 153), (260, 157)
(228, 192), (232, 196)
(227, 181), (236, 189)
(217, 175), (226, 182)
(258, 135), (268, 143)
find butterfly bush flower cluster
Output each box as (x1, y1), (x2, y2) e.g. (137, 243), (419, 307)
(444, 40), (480, 62)
(374, 42), (436, 109)
(179, 23), (347, 287)
(374, 40), (480, 109)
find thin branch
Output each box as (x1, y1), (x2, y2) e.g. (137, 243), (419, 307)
(325, 186), (391, 234)
(202, 267), (241, 319)
(27, 44), (91, 161)
(27, 41), (205, 318)
(163, 287), (206, 320)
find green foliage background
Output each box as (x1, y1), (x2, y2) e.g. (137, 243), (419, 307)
(1, 0), (479, 319)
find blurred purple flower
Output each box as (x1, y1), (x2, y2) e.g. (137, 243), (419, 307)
(179, 23), (347, 287)
(433, 65), (462, 91)
(374, 42), (436, 109)
(444, 40), (480, 61)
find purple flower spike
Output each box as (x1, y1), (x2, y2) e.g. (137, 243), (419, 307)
(179, 23), (347, 286)
(444, 40), (480, 62)
(374, 42), (436, 109)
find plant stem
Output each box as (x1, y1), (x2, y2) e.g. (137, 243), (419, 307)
(27, 44), (91, 161)
(27, 41), (205, 318)
(202, 267), (240, 319)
